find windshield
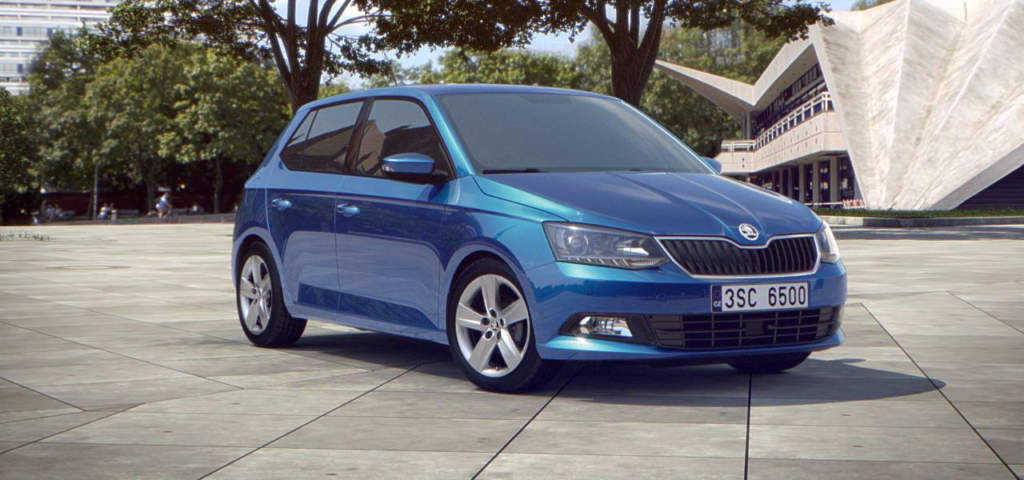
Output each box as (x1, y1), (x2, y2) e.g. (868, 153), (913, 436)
(436, 93), (710, 174)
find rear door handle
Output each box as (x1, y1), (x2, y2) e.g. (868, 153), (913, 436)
(270, 198), (292, 211)
(337, 203), (360, 218)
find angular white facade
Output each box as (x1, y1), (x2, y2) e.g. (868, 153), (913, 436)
(656, 0), (1024, 210)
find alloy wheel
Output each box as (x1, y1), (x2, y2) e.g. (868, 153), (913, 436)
(454, 274), (531, 378)
(239, 254), (272, 335)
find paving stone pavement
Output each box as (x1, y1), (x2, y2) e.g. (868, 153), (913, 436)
(0, 223), (1022, 479)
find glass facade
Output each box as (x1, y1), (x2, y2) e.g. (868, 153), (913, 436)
(0, 0), (118, 95)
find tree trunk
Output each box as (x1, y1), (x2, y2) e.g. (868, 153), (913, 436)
(213, 157), (223, 214)
(288, 75), (321, 114)
(610, 54), (647, 107)
(89, 161), (99, 220)
(592, 2), (667, 108)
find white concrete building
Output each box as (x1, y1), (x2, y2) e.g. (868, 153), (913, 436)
(656, 0), (1024, 210)
(0, 0), (117, 95)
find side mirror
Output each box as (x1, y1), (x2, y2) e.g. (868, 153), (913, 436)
(382, 153), (446, 184)
(702, 156), (723, 175)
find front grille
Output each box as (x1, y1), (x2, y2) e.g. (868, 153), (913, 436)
(660, 236), (818, 276)
(646, 307), (839, 351)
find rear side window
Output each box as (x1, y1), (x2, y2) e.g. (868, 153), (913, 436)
(353, 99), (450, 178)
(278, 101), (363, 174)
(280, 112), (314, 170)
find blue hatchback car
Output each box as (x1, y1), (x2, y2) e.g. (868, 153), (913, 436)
(233, 85), (846, 392)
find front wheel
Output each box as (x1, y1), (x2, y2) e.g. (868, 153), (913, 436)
(728, 352), (810, 374)
(236, 242), (306, 347)
(447, 259), (559, 392)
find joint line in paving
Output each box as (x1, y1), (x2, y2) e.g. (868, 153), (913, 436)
(470, 366), (581, 480)
(197, 363), (422, 479)
(862, 302), (1018, 477)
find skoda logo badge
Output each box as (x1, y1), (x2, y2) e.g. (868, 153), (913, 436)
(739, 224), (759, 241)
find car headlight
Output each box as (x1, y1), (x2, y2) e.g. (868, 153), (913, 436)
(544, 223), (669, 269)
(815, 221), (841, 263)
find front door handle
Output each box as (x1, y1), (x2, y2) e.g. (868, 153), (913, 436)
(337, 204), (360, 218)
(270, 198), (292, 211)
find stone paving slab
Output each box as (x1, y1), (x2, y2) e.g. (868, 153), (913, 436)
(0, 223), (1022, 479)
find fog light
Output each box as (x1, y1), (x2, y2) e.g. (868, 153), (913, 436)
(578, 316), (632, 338)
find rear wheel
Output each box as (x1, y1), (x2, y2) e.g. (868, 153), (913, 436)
(236, 242), (305, 347)
(728, 352), (810, 374)
(447, 259), (559, 392)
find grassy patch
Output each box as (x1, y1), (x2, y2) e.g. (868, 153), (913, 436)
(0, 231), (52, 242)
(813, 209), (1024, 218)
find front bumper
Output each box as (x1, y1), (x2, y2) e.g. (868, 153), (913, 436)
(525, 260), (847, 362)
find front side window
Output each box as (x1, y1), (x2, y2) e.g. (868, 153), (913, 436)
(436, 93), (709, 174)
(354, 99), (449, 178)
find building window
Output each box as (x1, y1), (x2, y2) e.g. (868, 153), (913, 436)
(804, 164), (814, 204)
(839, 156), (856, 201)
(818, 161), (832, 206)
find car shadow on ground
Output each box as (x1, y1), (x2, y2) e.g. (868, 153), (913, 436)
(284, 329), (943, 406)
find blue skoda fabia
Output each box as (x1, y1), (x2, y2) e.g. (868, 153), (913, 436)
(233, 85), (846, 392)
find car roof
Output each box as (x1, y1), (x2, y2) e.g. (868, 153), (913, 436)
(299, 84), (615, 113)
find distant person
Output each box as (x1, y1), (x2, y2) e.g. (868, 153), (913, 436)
(98, 203), (112, 220)
(189, 203), (204, 215)
(156, 194), (172, 219)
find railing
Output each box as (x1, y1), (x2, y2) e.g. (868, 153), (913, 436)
(719, 91), (835, 153)
(720, 139), (757, 152)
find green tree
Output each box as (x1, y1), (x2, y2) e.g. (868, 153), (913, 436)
(369, 49), (581, 89)
(0, 88), (39, 224)
(86, 44), (191, 212)
(318, 81), (351, 99)
(851, 0), (895, 10)
(363, 0), (831, 106)
(159, 48), (290, 213)
(26, 31), (107, 219)
(575, 23), (784, 155)
(90, 0), (544, 112)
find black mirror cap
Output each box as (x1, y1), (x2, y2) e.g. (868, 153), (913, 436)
(384, 170), (450, 185)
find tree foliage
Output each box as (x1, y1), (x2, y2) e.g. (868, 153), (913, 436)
(159, 47), (290, 212)
(368, 23), (783, 157)
(0, 88), (39, 222)
(851, 0), (895, 10)
(365, 0), (831, 106)
(25, 38), (290, 216)
(89, 0), (556, 112)
(368, 49), (581, 89)
(27, 31), (105, 196)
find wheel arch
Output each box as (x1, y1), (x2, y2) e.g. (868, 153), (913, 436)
(439, 242), (540, 335)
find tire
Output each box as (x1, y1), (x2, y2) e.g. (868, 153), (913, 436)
(728, 352), (810, 374)
(236, 242), (306, 347)
(447, 258), (559, 392)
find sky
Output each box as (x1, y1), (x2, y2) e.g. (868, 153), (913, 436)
(317, 0), (858, 85)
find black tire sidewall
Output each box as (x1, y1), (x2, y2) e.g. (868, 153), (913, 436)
(446, 259), (549, 391)
(236, 242), (290, 346)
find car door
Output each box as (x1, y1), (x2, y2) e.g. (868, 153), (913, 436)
(266, 100), (366, 317)
(333, 98), (454, 333)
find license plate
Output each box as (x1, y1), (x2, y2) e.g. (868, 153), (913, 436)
(712, 283), (809, 312)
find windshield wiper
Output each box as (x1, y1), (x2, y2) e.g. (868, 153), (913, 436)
(481, 168), (545, 174)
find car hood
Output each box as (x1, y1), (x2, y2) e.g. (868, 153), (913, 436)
(474, 171), (821, 243)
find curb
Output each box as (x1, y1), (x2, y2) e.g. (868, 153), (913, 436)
(68, 213), (236, 226)
(821, 215), (1024, 228)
